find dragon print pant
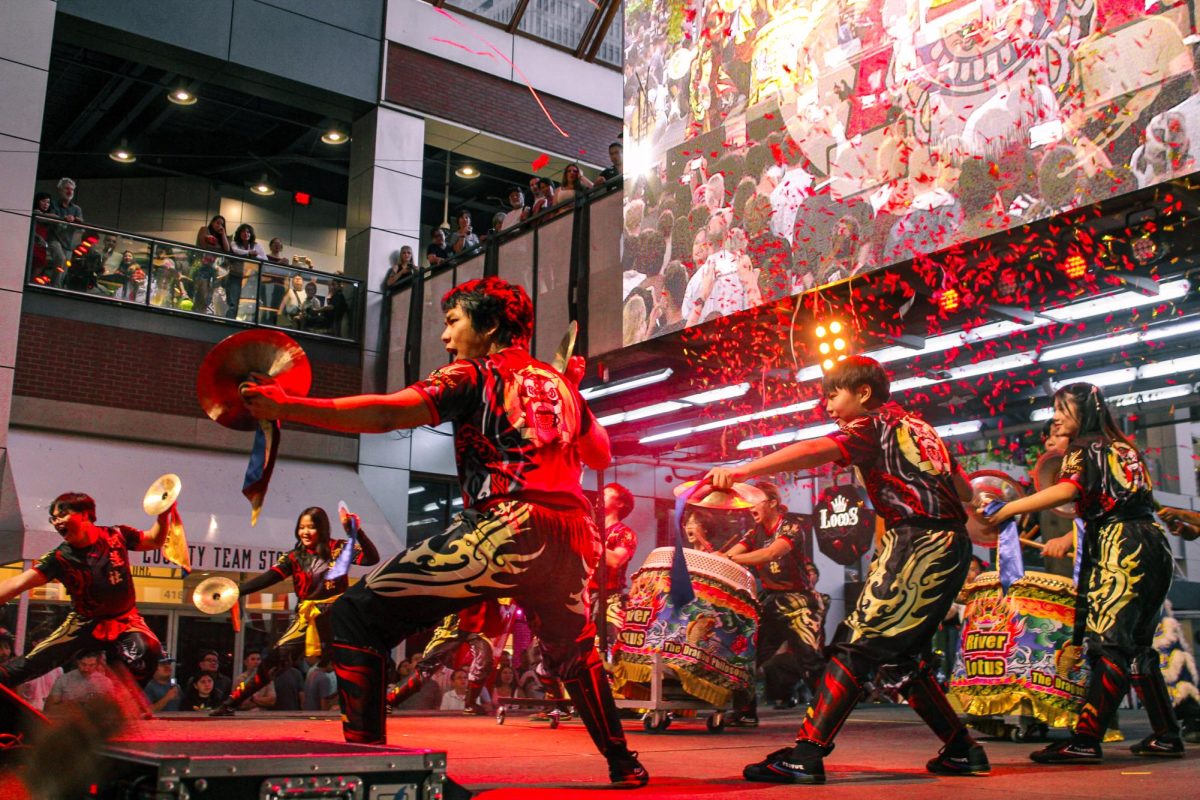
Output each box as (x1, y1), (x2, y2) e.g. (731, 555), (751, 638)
(833, 522), (972, 682)
(758, 590), (825, 675)
(0, 610), (162, 687)
(334, 499), (602, 682)
(1083, 519), (1174, 668)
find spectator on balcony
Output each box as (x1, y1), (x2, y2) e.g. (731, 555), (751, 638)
(276, 274), (306, 329)
(553, 164), (592, 208)
(30, 193), (54, 283)
(502, 187), (528, 229)
(266, 237), (288, 265)
(47, 178), (83, 288)
(116, 250), (141, 301)
(228, 223), (266, 320)
(426, 228), (450, 267)
(487, 212), (506, 241)
(384, 246), (414, 290)
(596, 141), (623, 184)
(449, 208), (479, 256)
(531, 178), (556, 216)
(295, 280), (323, 329)
(527, 177), (541, 214)
(192, 216), (231, 314)
(196, 215), (231, 255)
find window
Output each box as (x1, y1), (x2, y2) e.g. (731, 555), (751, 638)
(406, 475), (464, 544)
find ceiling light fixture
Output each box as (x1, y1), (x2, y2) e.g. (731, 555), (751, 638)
(167, 86), (197, 106)
(598, 382), (751, 427)
(455, 165), (480, 179)
(580, 368), (673, 401)
(250, 174), (275, 196)
(108, 140), (136, 163)
(1032, 383), (1196, 421)
(321, 128), (349, 145)
(738, 423), (839, 451)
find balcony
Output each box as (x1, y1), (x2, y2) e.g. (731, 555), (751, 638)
(26, 217), (362, 344)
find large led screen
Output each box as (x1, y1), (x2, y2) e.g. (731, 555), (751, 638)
(621, 0), (1199, 345)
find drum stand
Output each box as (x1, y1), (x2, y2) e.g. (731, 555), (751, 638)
(613, 653), (731, 733)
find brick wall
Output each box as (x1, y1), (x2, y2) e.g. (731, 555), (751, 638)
(385, 43), (620, 162)
(14, 314), (361, 421)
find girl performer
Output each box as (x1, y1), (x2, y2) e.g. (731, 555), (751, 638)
(984, 383), (1183, 762)
(210, 506), (378, 715)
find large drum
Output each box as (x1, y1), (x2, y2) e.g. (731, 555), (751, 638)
(949, 570), (1117, 738)
(612, 547), (759, 708)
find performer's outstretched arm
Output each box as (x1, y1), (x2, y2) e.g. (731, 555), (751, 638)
(983, 482), (1078, 525)
(0, 568), (49, 604)
(705, 437), (844, 488)
(133, 508), (177, 551)
(241, 383), (434, 433)
(355, 529), (381, 566)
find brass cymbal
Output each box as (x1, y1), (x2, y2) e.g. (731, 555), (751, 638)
(143, 473), (181, 516)
(552, 320), (578, 373)
(196, 329), (312, 431)
(673, 480), (766, 510)
(192, 576), (239, 615)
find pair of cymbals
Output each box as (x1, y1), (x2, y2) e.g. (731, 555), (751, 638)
(673, 480), (766, 510)
(196, 330), (312, 431)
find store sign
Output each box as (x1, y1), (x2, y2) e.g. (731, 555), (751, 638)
(137, 544), (291, 573)
(813, 485), (875, 566)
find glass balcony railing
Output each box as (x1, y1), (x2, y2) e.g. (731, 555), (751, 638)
(26, 216), (361, 343)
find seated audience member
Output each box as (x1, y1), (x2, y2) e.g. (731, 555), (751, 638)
(501, 187), (528, 229)
(186, 649), (231, 698)
(266, 237), (288, 265)
(426, 228), (450, 267)
(440, 668), (492, 711)
(183, 672), (224, 711)
(596, 141), (623, 184)
(494, 664), (520, 699)
(384, 246), (415, 290)
(47, 651), (114, 710)
(143, 655), (182, 713)
(273, 653), (304, 710)
(449, 208), (480, 256)
(302, 656), (338, 711)
(231, 651), (276, 711)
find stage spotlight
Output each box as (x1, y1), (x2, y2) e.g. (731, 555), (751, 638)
(815, 320), (851, 372)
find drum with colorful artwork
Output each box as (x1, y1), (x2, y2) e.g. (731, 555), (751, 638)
(612, 547), (759, 708)
(949, 570), (1116, 738)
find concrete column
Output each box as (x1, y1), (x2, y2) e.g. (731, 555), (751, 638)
(0, 1), (56, 551)
(345, 106), (447, 544)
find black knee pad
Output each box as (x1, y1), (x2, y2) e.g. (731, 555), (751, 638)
(116, 632), (163, 684)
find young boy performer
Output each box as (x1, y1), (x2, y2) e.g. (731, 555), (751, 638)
(0, 493), (168, 692)
(984, 382), (1183, 762)
(240, 277), (647, 788)
(705, 355), (988, 784)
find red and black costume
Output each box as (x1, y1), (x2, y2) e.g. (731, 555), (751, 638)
(214, 528), (378, 714)
(330, 347), (640, 774)
(0, 526), (161, 686)
(736, 514), (824, 717)
(1034, 434), (1179, 759)
(789, 403), (978, 769)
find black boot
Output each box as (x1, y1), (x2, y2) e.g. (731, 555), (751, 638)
(332, 643), (388, 745)
(1032, 655), (1127, 764)
(385, 672), (425, 711)
(1130, 653), (1185, 757)
(561, 654), (648, 788)
(902, 664), (990, 776)
(743, 658), (862, 785)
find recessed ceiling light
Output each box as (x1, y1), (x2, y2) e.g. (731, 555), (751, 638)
(168, 87), (197, 106)
(321, 128), (349, 145)
(455, 165), (479, 179)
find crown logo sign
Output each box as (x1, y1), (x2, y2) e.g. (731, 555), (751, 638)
(831, 495), (849, 514)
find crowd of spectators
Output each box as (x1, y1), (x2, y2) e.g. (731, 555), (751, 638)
(27, 176), (357, 338)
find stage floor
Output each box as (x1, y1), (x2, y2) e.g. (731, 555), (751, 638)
(5, 704), (1197, 798)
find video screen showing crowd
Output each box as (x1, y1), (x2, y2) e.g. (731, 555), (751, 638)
(2, 274), (1196, 791)
(621, 0), (1200, 345)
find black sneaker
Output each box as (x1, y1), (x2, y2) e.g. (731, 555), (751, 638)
(1030, 737), (1103, 764)
(927, 743), (991, 776)
(727, 713), (759, 728)
(1130, 734), (1185, 758)
(608, 749), (649, 788)
(208, 705), (236, 717)
(742, 747), (826, 784)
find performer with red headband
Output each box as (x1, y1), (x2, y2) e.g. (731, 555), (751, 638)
(240, 276), (647, 788)
(0, 493), (168, 692)
(705, 356), (988, 784)
(210, 505), (378, 716)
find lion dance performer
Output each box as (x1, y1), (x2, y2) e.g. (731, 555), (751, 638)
(0, 493), (168, 696)
(211, 505), (378, 716)
(706, 356), (989, 784)
(984, 382), (1183, 762)
(591, 481), (638, 654)
(240, 276), (648, 788)
(723, 481), (823, 726)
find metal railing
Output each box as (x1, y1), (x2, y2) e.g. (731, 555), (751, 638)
(26, 216), (362, 343)
(385, 180), (623, 389)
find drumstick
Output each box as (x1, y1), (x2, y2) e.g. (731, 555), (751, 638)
(1019, 536), (1075, 557)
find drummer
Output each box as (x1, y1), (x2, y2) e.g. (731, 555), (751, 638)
(705, 355), (988, 784)
(0, 493), (169, 694)
(209, 506), (378, 716)
(1017, 422), (1077, 577)
(721, 481), (823, 727)
(590, 482), (638, 653)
